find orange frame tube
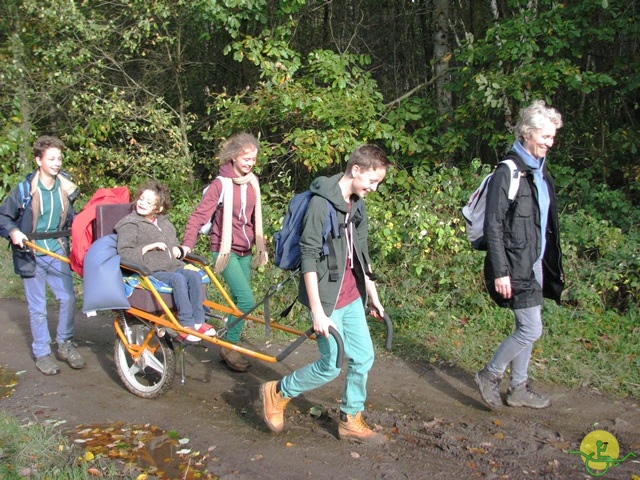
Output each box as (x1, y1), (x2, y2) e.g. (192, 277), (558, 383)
(25, 240), (310, 363)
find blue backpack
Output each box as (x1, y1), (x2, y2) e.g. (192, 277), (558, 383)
(274, 191), (361, 281)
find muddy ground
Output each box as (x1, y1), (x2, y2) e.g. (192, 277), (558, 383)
(1, 298), (639, 479)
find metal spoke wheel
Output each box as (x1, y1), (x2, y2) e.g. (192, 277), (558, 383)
(114, 314), (176, 398)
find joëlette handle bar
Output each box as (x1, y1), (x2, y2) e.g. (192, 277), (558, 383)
(276, 326), (344, 369)
(23, 240), (70, 263)
(381, 312), (393, 350)
(367, 308), (393, 350)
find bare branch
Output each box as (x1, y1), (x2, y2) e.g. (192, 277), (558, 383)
(383, 73), (445, 109)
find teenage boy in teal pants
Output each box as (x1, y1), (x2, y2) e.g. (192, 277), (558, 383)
(260, 145), (391, 444)
(0, 135), (85, 375)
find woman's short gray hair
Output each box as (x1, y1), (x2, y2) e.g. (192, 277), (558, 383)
(514, 100), (563, 140)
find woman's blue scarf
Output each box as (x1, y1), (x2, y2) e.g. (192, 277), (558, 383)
(512, 140), (550, 262)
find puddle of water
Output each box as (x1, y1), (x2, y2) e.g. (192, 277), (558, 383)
(0, 365), (18, 398)
(66, 422), (218, 479)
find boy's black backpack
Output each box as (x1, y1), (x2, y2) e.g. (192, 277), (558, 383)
(274, 191), (362, 281)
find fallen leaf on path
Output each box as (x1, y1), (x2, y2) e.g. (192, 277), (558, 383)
(547, 438), (571, 451)
(309, 405), (324, 417)
(467, 447), (487, 454)
(423, 418), (444, 429)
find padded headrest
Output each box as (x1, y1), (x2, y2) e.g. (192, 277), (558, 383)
(94, 203), (134, 240)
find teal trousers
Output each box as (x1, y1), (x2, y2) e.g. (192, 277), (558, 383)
(280, 299), (374, 416)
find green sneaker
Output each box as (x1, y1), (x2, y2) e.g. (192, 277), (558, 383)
(57, 340), (86, 369)
(35, 354), (60, 375)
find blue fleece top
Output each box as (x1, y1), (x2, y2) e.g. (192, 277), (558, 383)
(512, 140), (550, 262)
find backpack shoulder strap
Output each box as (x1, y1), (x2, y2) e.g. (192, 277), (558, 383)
(200, 177), (227, 235)
(324, 199), (340, 237)
(323, 199), (340, 282)
(352, 200), (364, 227)
(216, 176), (229, 204)
(18, 180), (32, 211)
(498, 158), (520, 201)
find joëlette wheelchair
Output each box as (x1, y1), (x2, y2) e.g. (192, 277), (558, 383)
(26, 202), (393, 399)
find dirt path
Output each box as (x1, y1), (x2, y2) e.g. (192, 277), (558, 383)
(1, 298), (639, 479)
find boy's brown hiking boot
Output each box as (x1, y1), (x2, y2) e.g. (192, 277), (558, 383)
(338, 411), (387, 445)
(260, 381), (291, 433)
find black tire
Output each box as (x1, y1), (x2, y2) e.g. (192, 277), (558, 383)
(113, 315), (176, 399)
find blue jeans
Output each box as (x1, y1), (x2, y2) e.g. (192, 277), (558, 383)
(214, 253), (254, 344)
(23, 251), (76, 358)
(487, 261), (544, 388)
(153, 267), (205, 328)
(280, 299), (374, 416)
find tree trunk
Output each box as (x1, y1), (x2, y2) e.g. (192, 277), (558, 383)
(433, 0), (452, 116)
(11, 28), (31, 166)
(470, 0), (488, 39)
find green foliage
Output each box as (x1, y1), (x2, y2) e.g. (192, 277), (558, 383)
(0, 246), (26, 301)
(553, 164), (640, 233)
(0, 0), (201, 200)
(561, 212), (639, 312)
(0, 101), (30, 199)
(367, 163), (468, 279)
(65, 89), (195, 193)
(205, 48), (400, 190)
